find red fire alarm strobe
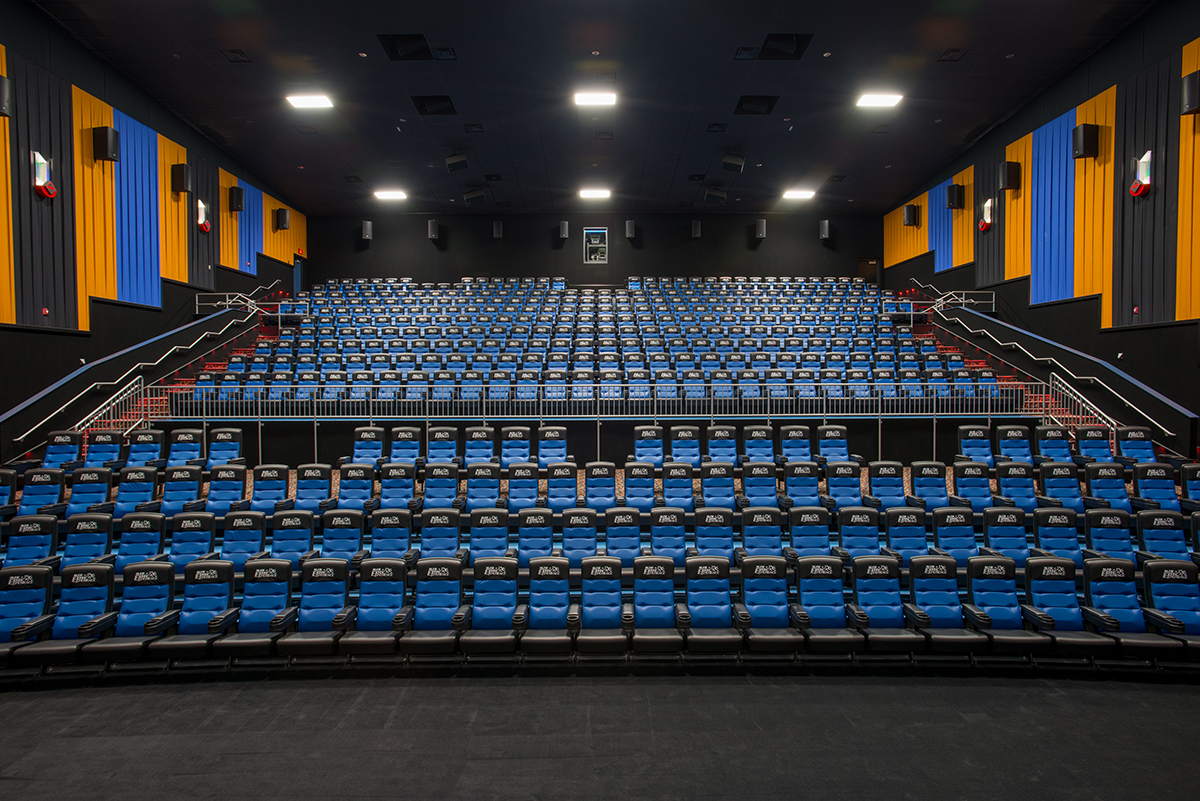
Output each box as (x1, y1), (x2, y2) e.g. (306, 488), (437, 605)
(199, 220), (211, 232)
(35, 180), (56, 199)
(978, 219), (991, 232)
(1129, 180), (1149, 197)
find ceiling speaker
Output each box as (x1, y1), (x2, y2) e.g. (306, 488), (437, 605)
(463, 189), (484, 206)
(722, 154), (745, 173)
(445, 153), (468, 172)
(705, 187), (726, 206)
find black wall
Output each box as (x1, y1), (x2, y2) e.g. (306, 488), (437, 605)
(188, 156), (220, 289)
(307, 211), (882, 286)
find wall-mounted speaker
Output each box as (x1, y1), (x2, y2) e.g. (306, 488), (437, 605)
(361, 221), (373, 240)
(91, 126), (119, 161)
(999, 161), (1021, 191)
(902, 204), (919, 226)
(275, 208), (290, 230)
(722, 154), (745, 173)
(0, 76), (12, 118)
(946, 184), (965, 209)
(755, 219), (766, 239)
(1073, 123), (1099, 158)
(625, 219), (636, 239)
(818, 219), (831, 240)
(171, 163), (193, 194)
(445, 153), (468, 172)
(1183, 71), (1200, 116)
(492, 221), (503, 239)
(428, 220), (438, 240)
(691, 220), (702, 238)
(559, 221), (569, 239)
(228, 185), (244, 211)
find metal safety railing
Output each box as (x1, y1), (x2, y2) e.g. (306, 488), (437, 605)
(1046, 373), (1121, 432)
(141, 380), (1045, 425)
(194, 279), (284, 316)
(73, 377), (146, 434)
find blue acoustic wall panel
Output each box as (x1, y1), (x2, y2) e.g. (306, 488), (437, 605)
(929, 178), (955, 273)
(238, 179), (263, 275)
(112, 109), (161, 307)
(1030, 109), (1076, 305)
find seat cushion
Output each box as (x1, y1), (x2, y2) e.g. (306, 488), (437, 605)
(211, 631), (284, 658)
(397, 630), (459, 654)
(919, 627), (990, 654)
(1103, 631), (1184, 659)
(631, 628), (684, 654)
(337, 630), (401, 656)
(981, 628), (1054, 655)
(10, 638), (91, 667)
(458, 629), (518, 654)
(685, 628), (743, 653)
(862, 627), (927, 653)
(146, 633), (222, 659)
(744, 627), (804, 653)
(575, 629), (628, 654)
(518, 629), (573, 654)
(276, 630), (342, 657)
(79, 636), (158, 663)
(802, 628), (865, 653)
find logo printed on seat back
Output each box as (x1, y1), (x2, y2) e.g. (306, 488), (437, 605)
(866, 564), (889, 576)
(75, 520), (98, 531)
(8, 574), (35, 586)
(1041, 564), (1067, 577)
(981, 565), (1006, 576)
(696, 565), (720, 577)
(809, 564), (833, 575)
(1099, 567), (1128, 579)
(923, 563), (948, 575)
(643, 564), (666, 576)
(1047, 514), (1069, 526)
(253, 567), (279, 580)
(1162, 568), (1189, 580)
(71, 572), (98, 584)
(194, 569), (219, 580)
(311, 567), (335, 579)
(589, 564), (613, 577)
(536, 565), (561, 577)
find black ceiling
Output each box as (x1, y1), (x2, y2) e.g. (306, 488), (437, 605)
(32, 0), (1156, 216)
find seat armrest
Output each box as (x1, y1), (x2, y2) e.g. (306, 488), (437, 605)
(451, 604), (472, 630)
(904, 495), (928, 508)
(269, 606), (299, 631)
(453, 548), (470, 565)
(512, 603), (528, 630)
(142, 609), (181, 635)
(37, 502), (67, 516)
(782, 546), (799, 564)
(1142, 607), (1185, 634)
(350, 549), (369, 570)
(686, 546), (700, 558)
(831, 545), (851, 564)
(1035, 496), (1063, 508)
(88, 501), (116, 514)
(391, 606), (414, 631)
(273, 498), (295, 511)
(902, 602), (931, 627)
(248, 549), (269, 562)
(788, 603), (810, 629)
(978, 546), (1002, 557)
(1113, 455), (1136, 468)
(928, 546), (951, 558)
(206, 607), (240, 633)
(10, 613), (56, 641)
(1029, 547), (1056, 559)
(88, 554), (116, 565)
(845, 602), (870, 628)
(318, 497), (337, 511)
(1020, 604), (1055, 630)
(1081, 548), (1108, 561)
(948, 495), (972, 507)
(147, 459), (167, 470)
(135, 500), (162, 512)
(674, 602), (692, 630)
(621, 602), (635, 632)
(298, 549), (319, 564)
(1180, 498), (1200, 513)
(880, 546), (905, 561)
(566, 602), (581, 630)
(961, 603), (992, 629)
(331, 605), (358, 630)
(228, 499), (250, 512)
(186, 458), (207, 467)
(1080, 606), (1120, 632)
(990, 495), (1016, 507)
(0, 503), (17, 520)
(78, 611), (119, 639)
(1134, 549), (1162, 566)
(183, 499), (206, 512)
(61, 459), (84, 472)
(1082, 495), (1112, 509)
(861, 495), (882, 509)
(104, 459), (128, 470)
(1130, 497), (1161, 510)
(228, 458), (247, 466)
(731, 602), (752, 629)
(818, 495), (836, 510)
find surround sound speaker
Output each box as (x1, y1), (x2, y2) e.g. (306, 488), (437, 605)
(92, 126), (119, 161)
(691, 220), (702, 238)
(1073, 123), (1099, 158)
(755, 219), (766, 239)
(361, 221), (373, 240)
(722, 154), (745, 173)
(559, 221), (569, 239)
(171, 163), (193, 194)
(818, 219), (830, 240)
(493, 221), (503, 239)
(902, 204), (919, 226)
(463, 189), (484, 206)
(228, 185), (244, 211)
(428, 220), (438, 240)
(625, 219), (635, 238)
(275, 208), (290, 230)
(946, 184), (965, 209)
(705, 188), (726, 206)
(0, 76), (11, 118)
(1183, 71), (1200, 116)
(999, 161), (1021, 191)
(445, 153), (468, 172)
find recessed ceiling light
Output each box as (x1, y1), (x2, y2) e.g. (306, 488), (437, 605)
(580, 189), (611, 198)
(575, 92), (617, 106)
(856, 94), (902, 107)
(592, 50), (600, 56)
(287, 95), (333, 108)
(823, 52), (832, 58)
(783, 190), (815, 199)
(374, 190), (407, 200)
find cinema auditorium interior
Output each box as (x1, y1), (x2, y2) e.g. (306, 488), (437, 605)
(2, 0), (1200, 796)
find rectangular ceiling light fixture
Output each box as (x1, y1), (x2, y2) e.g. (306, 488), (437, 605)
(575, 92), (617, 106)
(857, 94), (903, 107)
(783, 190), (815, 199)
(287, 95), (333, 108)
(374, 190), (407, 200)
(579, 189), (611, 198)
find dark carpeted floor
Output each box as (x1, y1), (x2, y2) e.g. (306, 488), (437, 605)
(1, 670), (1198, 799)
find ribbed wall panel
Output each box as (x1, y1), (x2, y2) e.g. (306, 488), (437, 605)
(1030, 109), (1076, 304)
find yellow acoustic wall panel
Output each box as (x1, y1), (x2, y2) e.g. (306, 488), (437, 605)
(951, 165), (975, 267)
(1004, 134), (1033, 280)
(262, 194), (307, 265)
(218, 168), (239, 270)
(157, 134), (188, 283)
(0, 45), (14, 325)
(72, 86), (116, 331)
(883, 194), (929, 268)
(1177, 38), (1200, 321)
(1075, 86), (1117, 326)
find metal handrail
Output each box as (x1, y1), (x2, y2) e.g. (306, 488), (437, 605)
(195, 279), (284, 315)
(14, 309), (258, 443)
(1048, 373), (1120, 430)
(74, 377), (145, 432)
(927, 307), (1174, 437)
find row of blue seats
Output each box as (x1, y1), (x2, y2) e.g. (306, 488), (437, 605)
(2, 552), (1198, 666)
